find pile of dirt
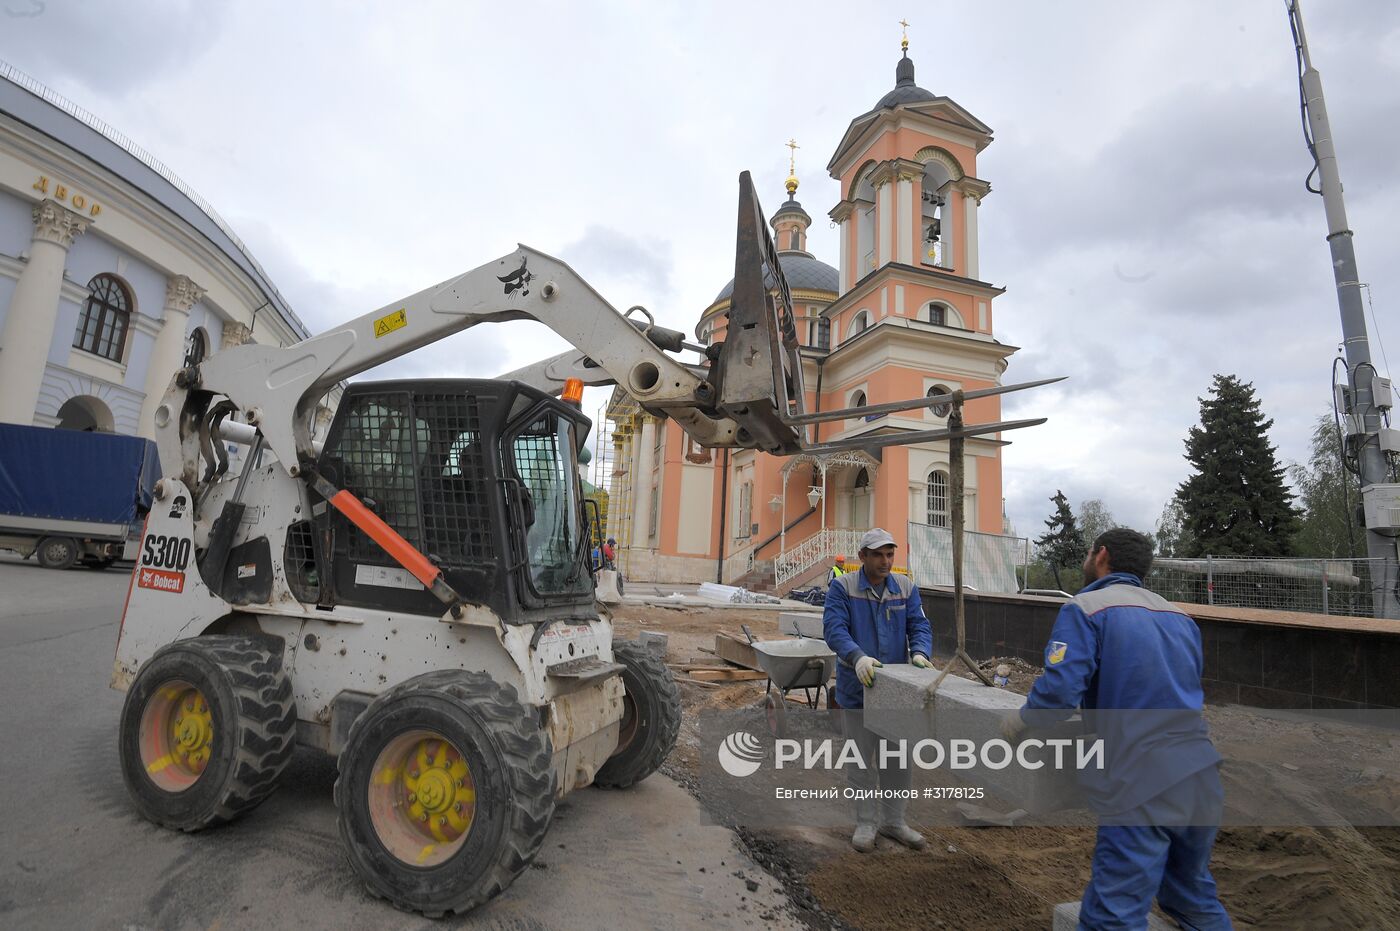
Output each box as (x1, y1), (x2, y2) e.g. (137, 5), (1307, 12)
(808, 845), (1057, 930)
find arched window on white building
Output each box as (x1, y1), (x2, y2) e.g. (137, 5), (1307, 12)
(184, 326), (209, 367)
(73, 274), (133, 363)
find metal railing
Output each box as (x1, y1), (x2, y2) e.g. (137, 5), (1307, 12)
(0, 59), (307, 338)
(1145, 556), (1395, 618)
(906, 523), (1029, 593)
(773, 528), (865, 587)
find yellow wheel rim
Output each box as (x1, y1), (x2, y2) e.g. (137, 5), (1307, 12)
(367, 730), (477, 867)
(139, 680), (214, 792)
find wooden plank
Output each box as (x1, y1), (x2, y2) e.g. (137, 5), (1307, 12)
(688, 668), (767, 682)
(673, 676), (725, 689)
(1177, 602), (1400, 636)
(714, 633), (762, 671)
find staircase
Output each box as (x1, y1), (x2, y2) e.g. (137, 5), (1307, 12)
(775, 560), (833, 597)
(773, 529), (864, 591)
(728, 558), (777, 595)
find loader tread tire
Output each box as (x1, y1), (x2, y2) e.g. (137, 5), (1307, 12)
(119, 635), (297, 832)
(593, 639), (681, 789)
(334, 669), (555, 917)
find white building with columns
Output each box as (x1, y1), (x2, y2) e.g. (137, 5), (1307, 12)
(0, 62), (313, 439)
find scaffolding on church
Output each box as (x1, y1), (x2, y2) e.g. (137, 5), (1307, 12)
(602, 392), (642, 577)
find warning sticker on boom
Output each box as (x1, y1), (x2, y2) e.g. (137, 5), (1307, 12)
(373, 308), (407, 338)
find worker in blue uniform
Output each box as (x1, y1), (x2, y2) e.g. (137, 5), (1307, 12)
(823, 527), (934, 853)
(1003, 528), (1232, 930)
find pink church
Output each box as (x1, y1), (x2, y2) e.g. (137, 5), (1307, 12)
(603, 42), (1020, 589)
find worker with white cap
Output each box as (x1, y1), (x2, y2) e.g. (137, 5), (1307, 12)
(823, 527), (934, 852)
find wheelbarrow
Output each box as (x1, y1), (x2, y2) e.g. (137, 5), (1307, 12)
(743, 626), (836, 739)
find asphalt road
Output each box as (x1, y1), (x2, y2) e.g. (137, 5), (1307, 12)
(0, 555), (797, 930)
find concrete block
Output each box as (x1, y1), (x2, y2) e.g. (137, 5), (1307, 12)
(862, 664), (1087, 814)
(595, 570), (623, 603)
(778, 611), (824, 639)
(638, 631), (668, 657)
(1052, 902), (1176, 930)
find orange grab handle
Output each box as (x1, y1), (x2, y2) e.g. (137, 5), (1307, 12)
(329, 490), (441, 588)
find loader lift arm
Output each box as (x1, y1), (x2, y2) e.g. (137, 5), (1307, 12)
(161, 171), (1057, 496)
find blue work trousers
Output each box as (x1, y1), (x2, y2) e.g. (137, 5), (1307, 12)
(1080, 766), (1232, 931)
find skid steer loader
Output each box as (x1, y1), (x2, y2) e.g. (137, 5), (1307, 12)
(112, 172), (1055, 916)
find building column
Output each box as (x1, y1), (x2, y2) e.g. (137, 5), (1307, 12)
(631, 416), (656, 549)
(829, 201), (853, 295)
(896, 174), (915, 266)
(877, 182), (893, 267)
(943, 190), (962, 272)
(965, 194), (980, 280)
(0, 200), (89, 425)
(138, 275), (206, 435)
(837, 220), (849, 294)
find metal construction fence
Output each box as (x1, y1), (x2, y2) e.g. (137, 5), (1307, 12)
(1145, 556), (1395, 618)
(906, 522), (1029, 593)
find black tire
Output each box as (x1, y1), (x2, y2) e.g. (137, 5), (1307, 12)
(36, 536), (79, 569)
(119, 635), (297, 831)
(593, 640), (681, 788)
(334, 670), (555, 917)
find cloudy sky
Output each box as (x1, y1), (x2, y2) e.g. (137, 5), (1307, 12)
(3, 0), (1396, 541)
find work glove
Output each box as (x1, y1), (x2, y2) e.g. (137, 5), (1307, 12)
(999, 710), (1028, 744)
(855, 656), (883, 688)
(911, 653), (933, 669)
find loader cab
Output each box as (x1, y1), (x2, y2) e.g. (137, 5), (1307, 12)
(304, 379), (594, 622)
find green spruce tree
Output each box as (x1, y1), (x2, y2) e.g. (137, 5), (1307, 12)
(1289, 412), (1364, 558)
(1177, 374), (1300, 557)
(1036, 490), (1085, 590)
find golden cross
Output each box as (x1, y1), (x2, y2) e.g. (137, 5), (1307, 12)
(786, 138), (800, 174)
(900, 18), (911, 49)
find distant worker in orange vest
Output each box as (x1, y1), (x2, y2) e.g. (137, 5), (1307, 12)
(827, 556), (848, 585)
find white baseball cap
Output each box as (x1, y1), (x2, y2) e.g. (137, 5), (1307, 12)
(859, 528), (897, 551)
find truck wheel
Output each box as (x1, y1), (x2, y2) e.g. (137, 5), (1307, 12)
(36, 536), (79, 569)
(119, 636), (296, 831)
(334, 670), (555, 917)
(593, 639), (681, 788)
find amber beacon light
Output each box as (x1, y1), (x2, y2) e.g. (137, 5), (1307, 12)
(562, 378), (585, 405)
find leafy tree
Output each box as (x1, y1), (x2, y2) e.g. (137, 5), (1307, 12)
(1154, 496), (1193, 558)
(1036, 490), (1085, 590)
(1289, 412), (1364, 558)
(1079, 498), (1117, 548)
(1176, 375), (1300, 557)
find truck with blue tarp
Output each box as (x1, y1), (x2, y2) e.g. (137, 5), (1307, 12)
(0, 423), (159, 569)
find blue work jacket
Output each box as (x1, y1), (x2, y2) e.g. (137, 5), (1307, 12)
(1020, 573), (1222, 813)
(823, 569), (933, 709)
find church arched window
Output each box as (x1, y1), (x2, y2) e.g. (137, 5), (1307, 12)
(923, 302), (961, 328)
(927, 383), (952, 418)
(850, 310), (871, 336)
(927, 470), (950, 527)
